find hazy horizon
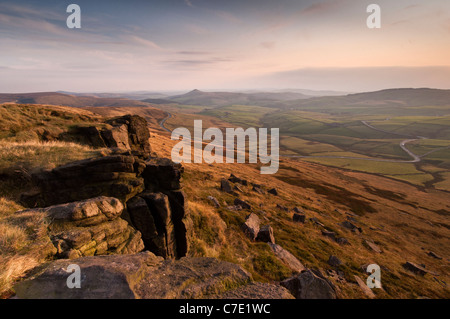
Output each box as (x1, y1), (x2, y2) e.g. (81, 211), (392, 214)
(1, 0), (450, 92)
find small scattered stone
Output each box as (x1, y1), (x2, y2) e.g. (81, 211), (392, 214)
(207, 196), (220, 208)
(252, 186), (265, 195)
(220, 178), (233, 193)
(242, 213), (260, 241)
(364, 240), (382, 253)
(268, 188), (278, 196)
(321, 230), (337, 241)
(340, 221), (362, 233)
(256, 225), (275, 244)
(276, 204), (289, 212)
(336, 237), (350, 245)
(328, 255), (343, 267)
(228, 174), (248, 186)
(354, 276), (376, 299)
(427, 251), (443, 260)
(234, 198), (251, 210)
(293, 213), (306, 223)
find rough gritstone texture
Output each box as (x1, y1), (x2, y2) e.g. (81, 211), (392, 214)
(217, 282), (294, 299)
(281, 269), (337, 299)
(66, 114), (151, 159)
(13, 253), (294, 299)
(16, 197), (144, 259)
(21, 155), (146, 207)
(13, 252), (163, 299)
(134, 257), (252, 299)
(241, 213), (260, 241)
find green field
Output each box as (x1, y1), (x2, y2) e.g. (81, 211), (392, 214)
(201, 105), (276, 128)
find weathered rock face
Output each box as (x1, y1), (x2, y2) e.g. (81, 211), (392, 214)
(281, 270), (337, 299)
(14, 252), (163, 299)
(142, 157), (184, 191)
(65, 115), (151, 159)
(242, 213), (260, 241)
(16, 197), (144, 259)
(106, 115), (151, 158)
(127, 192), (183, 259)
(13, 253), (294, 299)
(21, 155), (146, 207)
(256, 225), (275, 244)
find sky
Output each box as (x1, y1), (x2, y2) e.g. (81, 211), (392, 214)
(1, 0), (450, 93)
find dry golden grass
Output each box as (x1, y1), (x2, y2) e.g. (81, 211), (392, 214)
(0, 140), (109, 171)
(149, 128), (450, 299)
(0, 198), (52, 297)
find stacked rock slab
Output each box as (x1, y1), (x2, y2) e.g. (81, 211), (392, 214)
(21, 155), (146, 207)
(66, 114), (151, 158)
(16, 196), (144, 259)
(20, 115), (189, 260)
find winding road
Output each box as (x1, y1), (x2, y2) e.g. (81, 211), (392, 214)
(159, 112), (172, 133)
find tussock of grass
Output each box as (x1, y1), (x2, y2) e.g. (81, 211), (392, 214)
(0, 198), (52, 296)
(0, 140), (109, 172)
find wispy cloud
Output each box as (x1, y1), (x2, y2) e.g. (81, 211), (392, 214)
(127, 35), (162, 50)
(163, 57), (233, 68)
(176, 51), (212, 55)
(0, 12), (67, 36)
(0, 2), (64, 21)
(300, 0), (348, 16)
(184, 0), (194, 8)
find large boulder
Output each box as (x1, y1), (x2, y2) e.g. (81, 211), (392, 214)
(281, 269), (337, 299)
(14, 252), (163, 299)
(13, 253), (293, 299)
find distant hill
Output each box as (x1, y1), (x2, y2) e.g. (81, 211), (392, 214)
(141, 98), (180, 105)
(282, 88), (450, 109)
(167, 89), (310, 106)
(0, 92), (158, 108)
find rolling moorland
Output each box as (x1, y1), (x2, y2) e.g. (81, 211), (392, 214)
(0, 89), (449, 299)
(155, 88), (450, 191)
